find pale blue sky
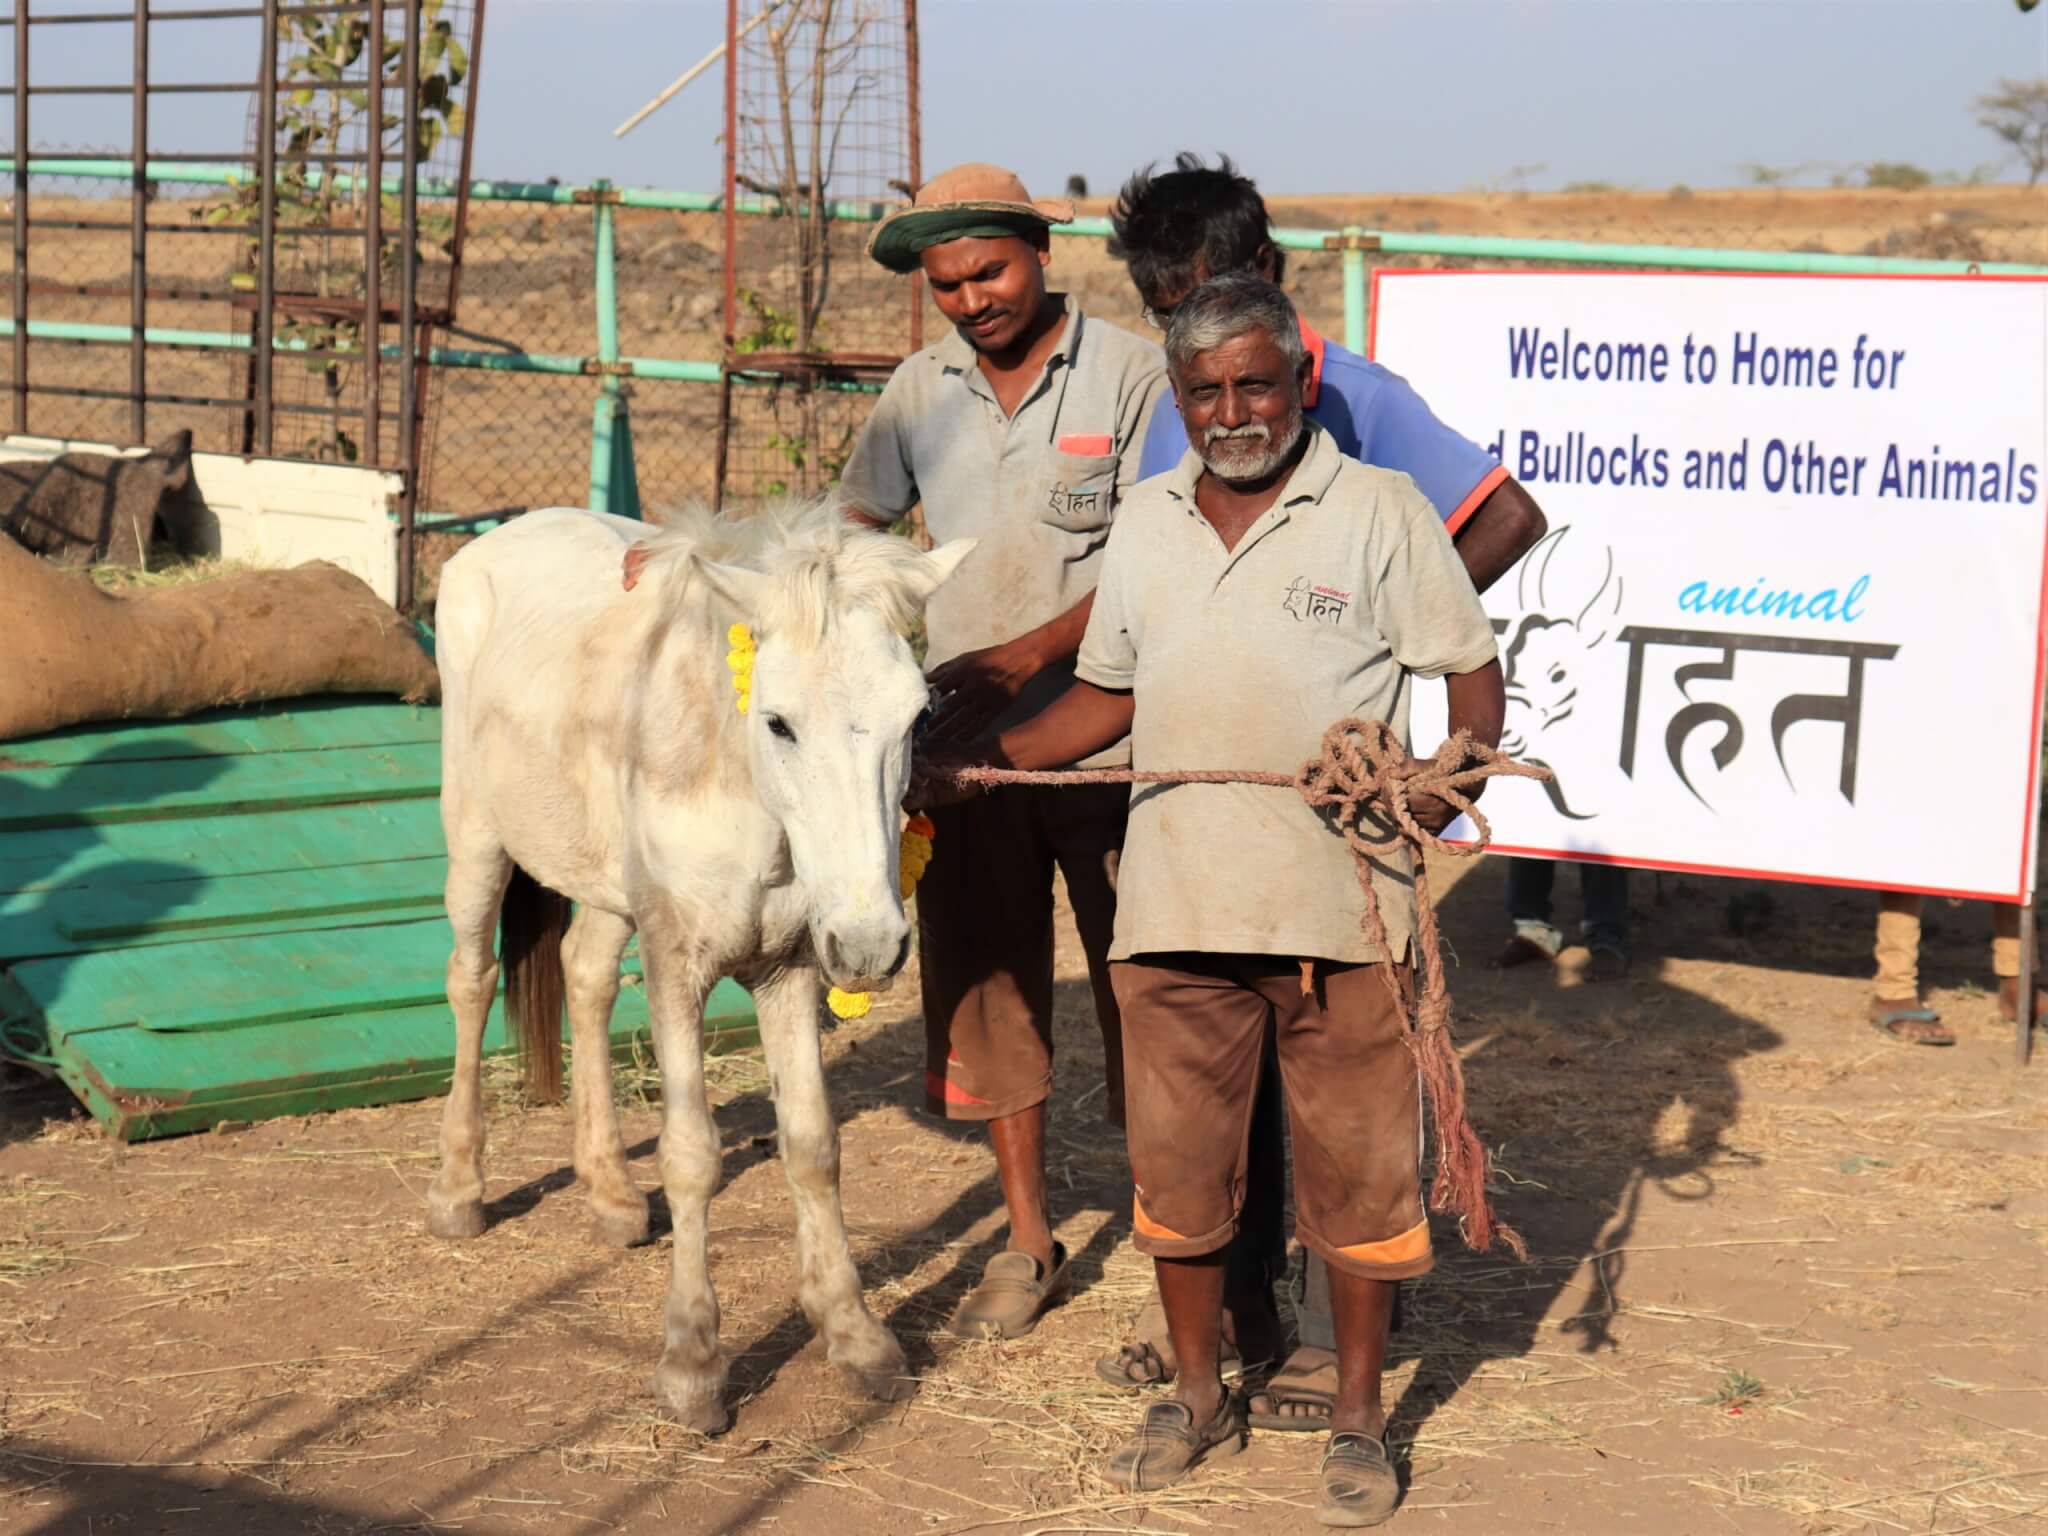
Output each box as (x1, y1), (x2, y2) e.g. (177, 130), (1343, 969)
(18, 0), (2048, 194)
(480, 0), (2048, 193)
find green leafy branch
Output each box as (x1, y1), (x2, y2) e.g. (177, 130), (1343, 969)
(194, 0), (471, 462)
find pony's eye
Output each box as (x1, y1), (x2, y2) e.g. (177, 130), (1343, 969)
(766, 715), (797, 744)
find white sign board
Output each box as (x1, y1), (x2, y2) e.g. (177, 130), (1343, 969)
(1382, 272), (2048, 902)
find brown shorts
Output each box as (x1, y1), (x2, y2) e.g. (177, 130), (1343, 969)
(918, 783), (1128, 1125)
(1111, 953), (1432, 1282)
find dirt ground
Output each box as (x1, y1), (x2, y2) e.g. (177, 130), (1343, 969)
(2, 851), (2044, 1536)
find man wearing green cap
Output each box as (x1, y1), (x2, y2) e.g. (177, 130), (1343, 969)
(844, 163), (1169, 1337)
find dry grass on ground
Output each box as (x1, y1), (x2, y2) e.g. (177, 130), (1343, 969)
(2, 853), (2044, 1534)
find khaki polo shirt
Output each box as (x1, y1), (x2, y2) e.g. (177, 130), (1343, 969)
(1075, 422), (1499, 964)
(837, 297), (1168, 741)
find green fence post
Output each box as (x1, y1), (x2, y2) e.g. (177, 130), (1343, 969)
(588, 181), (642, 519)
(1342, 226), (1369, 357)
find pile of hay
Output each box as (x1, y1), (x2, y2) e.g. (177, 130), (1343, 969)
(0, 534), (437, 741)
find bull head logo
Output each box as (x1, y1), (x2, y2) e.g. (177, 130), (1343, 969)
(1499, 526), (1623, 819)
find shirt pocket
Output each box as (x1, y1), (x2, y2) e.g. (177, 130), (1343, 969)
(1280, 604), (1388, 736)
(1040, 449), (1120, 536)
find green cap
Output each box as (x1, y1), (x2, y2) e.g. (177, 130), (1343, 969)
(866, 162), (1074, 274)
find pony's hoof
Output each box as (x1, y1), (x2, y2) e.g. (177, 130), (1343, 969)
(652, 1361), (731, 1436)
(830, 1328), (910, 1401)
(425, 1193), (486, 1240)
(589, 1195), (651, 1249)
(845, 1364), (914, 1402)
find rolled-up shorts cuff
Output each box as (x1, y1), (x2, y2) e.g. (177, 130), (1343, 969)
(922, 1069), (1051, 1123)
(1131, 1195), (1239, 1260)
(1296, 1215), (1436, 1283)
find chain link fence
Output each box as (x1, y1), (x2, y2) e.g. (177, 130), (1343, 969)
(12, 171), (2048, 602)
(415, 182), (2048, 518)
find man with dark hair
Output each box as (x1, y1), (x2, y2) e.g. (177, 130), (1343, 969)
(841, 164), (1169, 1340)
(1111, 153), (1544, 589)
(1099, 152), (1551, 1434)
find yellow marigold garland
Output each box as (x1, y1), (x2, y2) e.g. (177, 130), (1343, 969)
(725, 623), (755, 715)
(725, 625), (934, 1022)
(827, 811), (936, 1019)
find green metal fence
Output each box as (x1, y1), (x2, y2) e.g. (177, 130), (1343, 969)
(13, 160), (2048, 578)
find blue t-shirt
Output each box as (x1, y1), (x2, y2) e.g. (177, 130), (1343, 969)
(1137, 322), (1505, 532)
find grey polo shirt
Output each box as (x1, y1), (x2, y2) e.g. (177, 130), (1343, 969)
(1075, 421), (1499, 964)
(837, 296), (1168, 740)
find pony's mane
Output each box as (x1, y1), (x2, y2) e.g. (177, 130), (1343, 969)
(640, 495), (931, 647)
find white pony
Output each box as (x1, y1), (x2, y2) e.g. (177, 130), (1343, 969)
(424, 498), (974, 1434)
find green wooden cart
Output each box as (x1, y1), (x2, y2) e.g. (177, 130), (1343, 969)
(0, 698), (757, 1140)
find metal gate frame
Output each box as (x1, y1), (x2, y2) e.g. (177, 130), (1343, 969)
(4, 0), (486, 610)
(711, 0), (920, 510)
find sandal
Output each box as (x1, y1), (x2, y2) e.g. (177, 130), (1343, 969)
(949, 1242), (1071, 1340)
(1093, 1300), (1246, 1390)
(1318, 1430), (1400, 1527)
(1104, 1394), (1246, 1492)
(1868, 999), (1954, 1047)
(1247, 1346), (1337, 1432)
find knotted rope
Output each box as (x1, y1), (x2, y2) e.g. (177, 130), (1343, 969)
(923, 720), (1550, 1259)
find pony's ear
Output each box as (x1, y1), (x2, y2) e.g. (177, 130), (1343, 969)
(691, 555), (773, 623)
(913, 537), (978, 598)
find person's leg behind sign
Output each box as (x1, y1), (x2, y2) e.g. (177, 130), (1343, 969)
(1991, 899), (2046, 1025)
(1579, 863), (1632, 981)
(919, 785), (1075, 1337)
(1499, 857), (1562, 967)
(1869, 890), (1953, 1045)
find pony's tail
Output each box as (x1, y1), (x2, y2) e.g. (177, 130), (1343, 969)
(501, 865), (570, 1105)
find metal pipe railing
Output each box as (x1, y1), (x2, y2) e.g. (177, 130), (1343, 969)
(29, 156), (2048, 278)
(13, 157), (2048, 509)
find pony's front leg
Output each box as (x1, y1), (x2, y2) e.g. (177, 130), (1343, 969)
(640, 924), (730, 1434)
(753, 964), (909, 1402)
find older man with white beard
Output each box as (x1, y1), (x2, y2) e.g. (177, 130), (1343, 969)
(935, 273), (1506, 1527)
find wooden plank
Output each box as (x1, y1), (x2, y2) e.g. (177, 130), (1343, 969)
(0, 799), (446, 894)
(13, 918), (754, 1053)
(19, 918), (465, 1040)
(53, 989), (760, 1142)
(0, 697), (440, 768)
(0, 858), (448, 962)
(0, 742), (439, 831)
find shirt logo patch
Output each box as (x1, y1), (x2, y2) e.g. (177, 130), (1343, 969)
(1283, 577), (1352, 624)
(1047, 482), (1105, 519)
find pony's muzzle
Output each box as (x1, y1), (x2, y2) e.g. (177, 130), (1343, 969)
(817, 917), (912, 995)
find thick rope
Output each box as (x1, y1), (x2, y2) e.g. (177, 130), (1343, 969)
(922, 719), (1550, 1260)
